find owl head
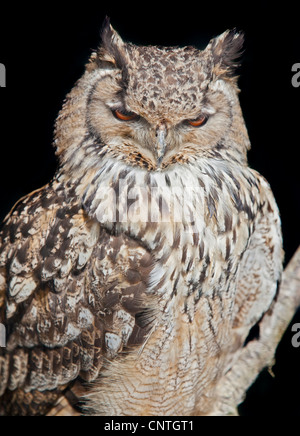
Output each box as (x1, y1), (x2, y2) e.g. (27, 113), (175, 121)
(55, 19), (250, 177)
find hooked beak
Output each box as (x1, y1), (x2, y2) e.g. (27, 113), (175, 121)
(156, 123), (167, 166)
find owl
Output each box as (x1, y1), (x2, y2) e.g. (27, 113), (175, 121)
(0, 19), (283, 416)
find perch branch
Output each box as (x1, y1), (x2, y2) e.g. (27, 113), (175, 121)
(209, 245), (300, 415)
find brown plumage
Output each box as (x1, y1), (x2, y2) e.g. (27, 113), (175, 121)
(0, 20), (283, 416)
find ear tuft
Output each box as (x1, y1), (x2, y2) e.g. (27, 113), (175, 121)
(87, 18), (128, 73)
(209, 29), (244, 81)
(101, 16), (116, 53)
(100, 17), (127, 69)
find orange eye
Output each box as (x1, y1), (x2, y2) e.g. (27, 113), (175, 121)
(187, 114), (208, 127)
(113, 109), (139, 121)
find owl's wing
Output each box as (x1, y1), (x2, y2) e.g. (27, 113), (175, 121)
(0, 182), (154, 416)
(232, 174), (283, 343)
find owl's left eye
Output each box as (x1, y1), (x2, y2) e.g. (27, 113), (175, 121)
(113, 109), (140, 122)
(187, 114), (208, 127)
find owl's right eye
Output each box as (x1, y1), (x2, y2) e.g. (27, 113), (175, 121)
(113, 109), (140, 122)
(186, 114), (208, 127)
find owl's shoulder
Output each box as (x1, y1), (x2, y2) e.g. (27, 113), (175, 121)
(0, 180), (93, 314)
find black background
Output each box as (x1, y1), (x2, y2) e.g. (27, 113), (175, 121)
(0, 1), (299, 416)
